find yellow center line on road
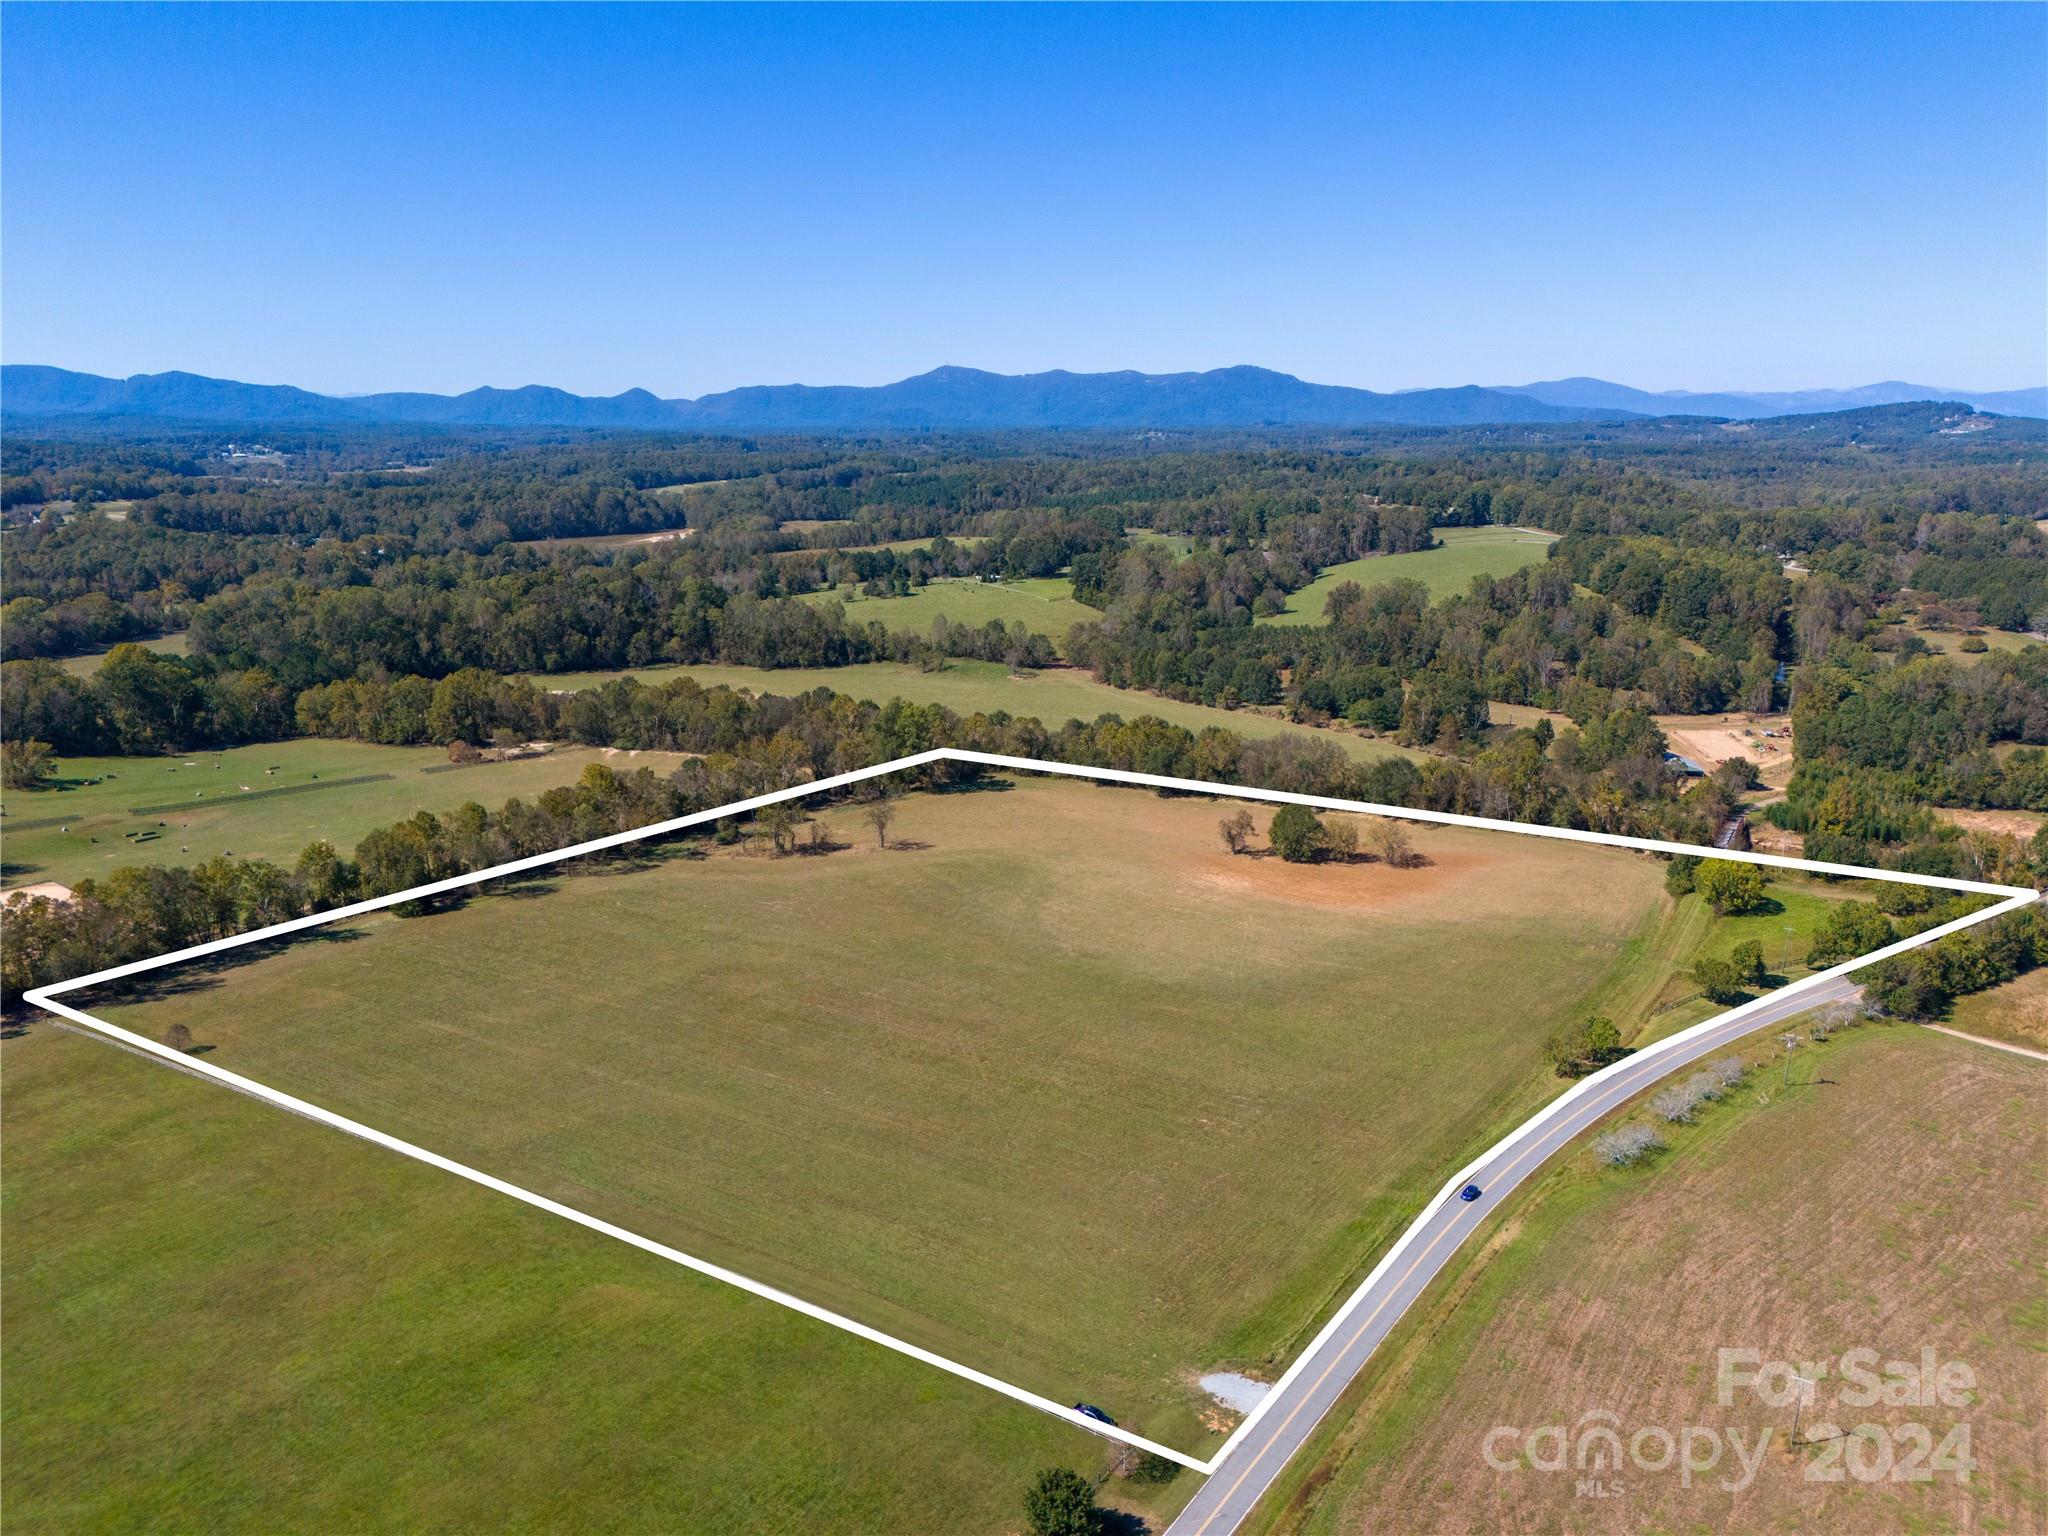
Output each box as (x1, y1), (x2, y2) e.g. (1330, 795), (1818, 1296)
(1188, 1003), (1781, 1530)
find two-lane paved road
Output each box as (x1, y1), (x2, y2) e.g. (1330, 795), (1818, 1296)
(1166, 974), (1866, 1536)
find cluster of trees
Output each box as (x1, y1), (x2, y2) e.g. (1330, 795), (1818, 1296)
(1761, 650), (2048, 873)
(1225, 803), (1415, 867)
(1691, 941), (1768, 1004)
(1861, 904), (2048, 1019)
(1546, 1014), (1628, 1078)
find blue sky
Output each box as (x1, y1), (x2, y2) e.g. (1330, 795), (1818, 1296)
(4, 3), (2042, 397)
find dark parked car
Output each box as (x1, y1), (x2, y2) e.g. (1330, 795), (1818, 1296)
(1459, 1184), (1483, 1202)
(1072, 1403), (1115, 1425)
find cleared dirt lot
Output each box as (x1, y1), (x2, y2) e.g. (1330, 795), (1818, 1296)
(1654, 711), (1796, 787)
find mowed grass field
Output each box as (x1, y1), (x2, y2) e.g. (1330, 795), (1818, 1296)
(1254, 1024), (2048, 1535)
(528, 658), (1432, 765)
(97, 775), (1677, 1452)
(1, 740), (689, 890)
(0, 1025), (1157, 1535)
(1259, 526), (1560, 626)
(797, 575), (1100, 647)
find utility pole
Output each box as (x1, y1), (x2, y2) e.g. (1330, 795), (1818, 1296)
(1780, 1032), (1800, 1087)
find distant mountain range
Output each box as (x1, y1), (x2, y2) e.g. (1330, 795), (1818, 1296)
(3, 363), (2040, 431)
(1496, 376), (2047, 421)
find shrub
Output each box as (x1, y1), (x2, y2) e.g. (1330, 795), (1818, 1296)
(1268, 803), (1326, 863)
(1023, 1468), (1100, 1536)
(1596, 1125), (1664, 1166)
(1664, 854), (1701, 897)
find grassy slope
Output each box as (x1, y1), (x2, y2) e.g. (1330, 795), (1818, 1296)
(1258, 527), (1560, 627)
(1577, 875), (1865, 1048)
(2, 741), (688, 890)
(1253, 1024), (2047, 1535)
(1947, 966), (2048, 1052)
(796, 575), (1101, 647)
(94, 777), (1673, 1452)
(0, 1025), (1173, 1535)
(527, 657), (1430, 764)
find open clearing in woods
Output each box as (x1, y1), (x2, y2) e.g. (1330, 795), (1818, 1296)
(1, 740), (690, 891)
(86, 772), (1740, 1454)
(1253, 1023), (2047, 1536)
(1259, 526), (1560, 625)
(525, 658), (1431, 765)
(795, 574), (1102, 647)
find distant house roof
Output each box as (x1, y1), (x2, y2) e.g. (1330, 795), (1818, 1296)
(1662, 751), (1708, 776)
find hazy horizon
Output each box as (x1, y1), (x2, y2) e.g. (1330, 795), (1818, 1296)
(6, 360), (2042, 401)
(4, 4), (2043, 397)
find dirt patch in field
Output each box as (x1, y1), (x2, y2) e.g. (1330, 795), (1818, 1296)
(1182, 849), (1470, 911)
(1748, 821), (1804, 856)
(1934, 805), (2046, 838)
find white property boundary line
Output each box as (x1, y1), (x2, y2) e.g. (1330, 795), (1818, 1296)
(22, 748), (2036, 1476)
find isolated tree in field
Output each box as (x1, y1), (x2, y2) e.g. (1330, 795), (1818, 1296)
(1730, 938), (1767, 988)
(758, 801), (800, 856)
(864, 798), (897, 849)
(1370, 819), (1414, 869)
(162, 1023), (194, 1053)
(1023, 1468), (1100, 1536)
(1219, 807), (1255, 855)
(1691, 954), (1748, 1005)
(1268, 804), (1326, 863)
(1695, 860), (1769, 916)
(0, 738), (56, 789)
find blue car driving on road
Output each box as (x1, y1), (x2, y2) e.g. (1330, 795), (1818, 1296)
(1459, 1184), (1483, 1202)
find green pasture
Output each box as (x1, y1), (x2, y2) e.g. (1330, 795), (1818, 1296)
(0, 1025), (1168, 1534)
(797, 576), (1100, 647)
(524, 657), (1430, 764)
(1, 740), (686, 890)
(100, 776), (1685, 1452)
(1259, 526), (1560, 626)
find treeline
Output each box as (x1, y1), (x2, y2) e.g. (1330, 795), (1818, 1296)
(1, 672), (1818, 1004)
(1858, 903), (2048, 1020)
